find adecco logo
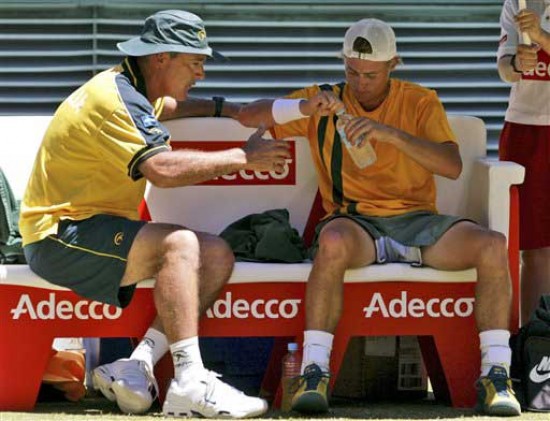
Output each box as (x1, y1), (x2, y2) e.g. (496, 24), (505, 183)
(522, 50), (550, 81)
(171, 140), (296, 185)
(363, 291), (475, 319)
(206, 292), (301, 319)
(10, 293), (122, 320)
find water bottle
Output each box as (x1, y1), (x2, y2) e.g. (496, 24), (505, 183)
(281, 342), (301, 412)
(335, 109), (377, 169)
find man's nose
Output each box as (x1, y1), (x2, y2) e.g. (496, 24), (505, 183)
(195, 64), (205, 80)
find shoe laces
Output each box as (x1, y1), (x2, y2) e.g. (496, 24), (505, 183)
(297, 364), (330, 392)
(486, 366), (512, 397)
(491, 375), (512, 396)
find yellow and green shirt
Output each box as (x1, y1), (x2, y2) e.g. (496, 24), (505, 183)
(271, 79), (456, 218)
(20, 57), (170, 245)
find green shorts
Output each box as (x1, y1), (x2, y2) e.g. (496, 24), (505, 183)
(310, 210), (469, 265)
(24, 214), (147, 308)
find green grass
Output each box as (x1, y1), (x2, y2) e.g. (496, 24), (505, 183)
(1, 395), (548, 421)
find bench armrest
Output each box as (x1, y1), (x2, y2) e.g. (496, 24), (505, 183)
(472, 158), (525, 239)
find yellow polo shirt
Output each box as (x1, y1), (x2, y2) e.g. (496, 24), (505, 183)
(20, 57), (170, 245)
(272, 80), (456, 218)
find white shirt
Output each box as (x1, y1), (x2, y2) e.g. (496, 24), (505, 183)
(498, 0), (550, 125)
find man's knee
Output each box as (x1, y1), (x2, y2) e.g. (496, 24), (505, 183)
(317, 227), (352, 262)
(161, 229), (200, 258)
(477, 230), (508, 264)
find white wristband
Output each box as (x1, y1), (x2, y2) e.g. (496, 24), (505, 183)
(272, 99), (307, 124)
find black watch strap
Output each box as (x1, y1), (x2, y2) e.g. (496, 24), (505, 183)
(212, 96), (225, 117)
(511, 54), (522, 74)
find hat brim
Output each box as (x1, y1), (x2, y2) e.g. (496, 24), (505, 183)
(341, 49), (396, 62)
(117, 37), (226, 61)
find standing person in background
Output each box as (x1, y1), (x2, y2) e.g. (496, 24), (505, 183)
(497, 0), (550, 324)
(20, 9), (290, 418)
(238, 18), (521, 417)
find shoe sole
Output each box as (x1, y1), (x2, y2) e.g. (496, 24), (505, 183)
(485, 404), (521, 417)
(292, 392), (329, 414)
(163, 400), (268, 419)
(111, 380), (153, 414)
(476, 401), (522, 417)
(91, 369), (116, 402)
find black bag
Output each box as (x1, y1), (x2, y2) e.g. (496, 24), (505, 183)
(511, 295), (550, 412)
(0, 167), (26, 264)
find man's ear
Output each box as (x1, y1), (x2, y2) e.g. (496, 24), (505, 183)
(153, 52), (169, 66)
(388, 56), (401, 72)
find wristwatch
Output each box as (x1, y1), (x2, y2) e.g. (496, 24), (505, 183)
(212, 96), (225, 117)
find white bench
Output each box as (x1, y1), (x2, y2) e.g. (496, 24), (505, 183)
(0, 115), (524, 410)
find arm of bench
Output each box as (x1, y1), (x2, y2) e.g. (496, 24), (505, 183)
(471, 158), (525, 239)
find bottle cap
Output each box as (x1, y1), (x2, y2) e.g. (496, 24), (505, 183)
(287, 342), (298, 351)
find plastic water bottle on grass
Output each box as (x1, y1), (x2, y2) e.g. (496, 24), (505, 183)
(281, 342), (301, 412)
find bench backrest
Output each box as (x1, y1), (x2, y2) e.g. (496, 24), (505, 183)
(0, 114), (486, 235)
(151, 115), (486, 234)
(1, 116), (51, 200)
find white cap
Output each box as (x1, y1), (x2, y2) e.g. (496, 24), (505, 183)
(342, 18), (397, 62)
(287, 342), (298, 351)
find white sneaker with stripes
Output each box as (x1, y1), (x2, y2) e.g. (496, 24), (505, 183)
(163, 370), (268, 418)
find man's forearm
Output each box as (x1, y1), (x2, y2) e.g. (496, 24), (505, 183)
(388, 129), (462, 179)
(160, 96), (241, 121)
(142, 148), (247, 187)
(238, 99), (277, 128)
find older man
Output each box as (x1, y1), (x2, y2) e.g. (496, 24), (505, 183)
(20, 9), (289, 418)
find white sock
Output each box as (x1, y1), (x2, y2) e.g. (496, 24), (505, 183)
(479, 330), (512, 377)
(302, 330), (333, 373)
(130, 328), (169, 372)
(170, 337), (205, 384)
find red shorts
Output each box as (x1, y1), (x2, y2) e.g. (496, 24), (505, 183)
(499, 122), (550, 250)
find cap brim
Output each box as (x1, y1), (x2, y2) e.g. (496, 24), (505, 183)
(117, 37), (227, 61)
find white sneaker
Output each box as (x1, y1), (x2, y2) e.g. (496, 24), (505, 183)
(162, 370), (268, 418)
(92, 358), (158, 414)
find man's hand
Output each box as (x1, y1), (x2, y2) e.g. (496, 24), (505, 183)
(515, 9), (547, 45)
(241, 125), (291, 173)
(514, 43), (540, 73)
(344, 116), (397, 147)
(300, 91), (345, 117)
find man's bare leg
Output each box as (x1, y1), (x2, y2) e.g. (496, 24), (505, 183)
(292, 218), (375, 413)
(126, 227), (233, 369)
(123, 223), (266, 417)
(422, 221), (520, 415)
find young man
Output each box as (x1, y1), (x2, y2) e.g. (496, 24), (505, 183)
(497, 0), (550, 325)
(20, 9), (290, 418)
(238, 18), (521, 416)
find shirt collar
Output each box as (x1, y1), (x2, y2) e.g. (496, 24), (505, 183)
(121, 56), (147, 97)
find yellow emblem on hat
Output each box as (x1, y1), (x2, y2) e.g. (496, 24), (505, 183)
(197, 29), (206, 41)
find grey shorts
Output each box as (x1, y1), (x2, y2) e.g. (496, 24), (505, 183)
(24, 214), (147, 308)
(309, 210), (469, 266)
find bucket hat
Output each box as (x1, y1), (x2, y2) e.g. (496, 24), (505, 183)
(117, 10), (224, 60)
